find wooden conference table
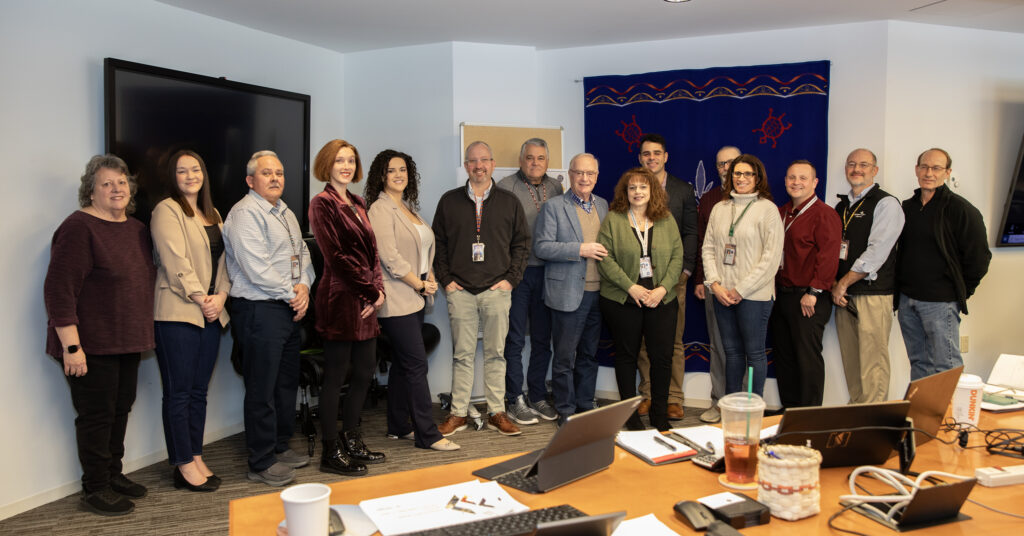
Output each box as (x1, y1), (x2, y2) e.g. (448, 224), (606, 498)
(230, 412), (1024, 534)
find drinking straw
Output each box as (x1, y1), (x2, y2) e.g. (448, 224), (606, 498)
(746, 366), (753, 438)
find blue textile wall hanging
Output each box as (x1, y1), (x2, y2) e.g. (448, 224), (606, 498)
(584, 60), (831, 372)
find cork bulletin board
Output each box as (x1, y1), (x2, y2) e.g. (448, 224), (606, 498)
(459, 123), (564, 169)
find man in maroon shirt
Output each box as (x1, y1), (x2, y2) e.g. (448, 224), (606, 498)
(694, 145), (739, 423)
(769, 160), (841, 408)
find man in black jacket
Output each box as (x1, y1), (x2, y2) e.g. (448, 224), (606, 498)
(897, 148), (991, 380)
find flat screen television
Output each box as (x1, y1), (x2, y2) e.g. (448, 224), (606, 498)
(997, 129), (1024, 246)
(104, 58), (311, 231)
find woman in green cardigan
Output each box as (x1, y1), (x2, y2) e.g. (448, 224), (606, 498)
(598, 167), (683, 431)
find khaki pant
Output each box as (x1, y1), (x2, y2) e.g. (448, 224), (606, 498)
(835, 293), (894, 404)
(446, 288), (512, 416)
(638, 272), (687, 405)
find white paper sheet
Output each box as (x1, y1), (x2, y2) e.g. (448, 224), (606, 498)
(612, 513), (680, 535)
(358, 480), (528, 536)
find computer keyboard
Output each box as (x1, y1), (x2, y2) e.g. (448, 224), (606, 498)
(494, 468), (541, 493)
(400, 504), (587, 536)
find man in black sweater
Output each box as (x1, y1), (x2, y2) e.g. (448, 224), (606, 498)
(897, 148), (991, 380)
(433, 141), (531, 437)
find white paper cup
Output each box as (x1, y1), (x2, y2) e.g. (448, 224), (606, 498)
(280, 483), (331, 536)
(952, 373), (983, 428)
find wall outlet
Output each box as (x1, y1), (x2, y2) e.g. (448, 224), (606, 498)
(960, 335), (969, 353)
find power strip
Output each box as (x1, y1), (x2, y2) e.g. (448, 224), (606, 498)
(975, 464), (1024, 487)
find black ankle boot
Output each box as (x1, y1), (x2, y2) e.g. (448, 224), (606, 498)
(320, 440), (367, 476)
(342, 430), (386, 464)
(625, 411), (646, 431)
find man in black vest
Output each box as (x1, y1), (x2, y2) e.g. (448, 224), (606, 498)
(897, 148), (990, 381)
(831, 148), (904, 403)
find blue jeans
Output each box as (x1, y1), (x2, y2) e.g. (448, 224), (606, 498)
(550, 291), (602, 417)
(154, 320), (221, 466)
(714, 299), (773, 396)
(898, 295), (962, 381)
(504, 266), (553, 403)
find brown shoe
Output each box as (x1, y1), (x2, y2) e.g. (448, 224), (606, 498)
(437, 414), (468, 437)
(487, 412), (522, 436)
(637, 399), (651, 416)
(667, 403), (685, 420)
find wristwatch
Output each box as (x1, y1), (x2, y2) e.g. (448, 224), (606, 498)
(805, 287), (824, 297)
(66, 344), (80, 354)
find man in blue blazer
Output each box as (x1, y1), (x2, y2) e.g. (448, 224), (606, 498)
(533, 153), (609, 425)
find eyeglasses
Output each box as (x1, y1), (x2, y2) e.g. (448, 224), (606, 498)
(732, 171), (756, 179)
(716, 159), (735, 169)
(465, 158), (492, 166)
(916, 164), (948, 173)
(845, 162), (875, 170)
(569, 169), (597, 178)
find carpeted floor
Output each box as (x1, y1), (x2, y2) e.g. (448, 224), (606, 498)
(0, 401), (704, 535)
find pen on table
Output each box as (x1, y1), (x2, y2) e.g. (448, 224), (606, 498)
(653, 435), (677, 451)
(706, 442), (716, 455)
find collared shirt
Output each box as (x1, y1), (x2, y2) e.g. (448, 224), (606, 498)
(497, 170), (564, 266)
(465, 179), (493, 203)
(777, 196), (842, 290)
(570, 189), (593, 214)
(843, 183), (904, 280)
(223, 189), (315, 301)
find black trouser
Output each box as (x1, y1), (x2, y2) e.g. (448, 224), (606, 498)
(320, 338), (377, 441)
(381, 310), (444, 449)
(231, 298), (301, 473)
(599, 297), (677, 424)
(770, 288), (832, 408)
(64, 353), (140, 493)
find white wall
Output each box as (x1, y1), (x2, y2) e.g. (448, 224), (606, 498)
(0, 0), (346, 519)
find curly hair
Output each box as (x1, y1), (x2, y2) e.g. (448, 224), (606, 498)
(165, 150), (221, 223)
(78, 154), (138, 214)
(608, 167), (670, 221)
(727, 154), (774, 202)
(313, 139), (363, 183)
(364, 149), (420, 211)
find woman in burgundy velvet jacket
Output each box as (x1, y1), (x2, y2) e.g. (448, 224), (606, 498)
(308, 139), (386, 476)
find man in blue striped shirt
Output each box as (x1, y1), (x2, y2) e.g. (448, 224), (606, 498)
(224, 150), (316, 486)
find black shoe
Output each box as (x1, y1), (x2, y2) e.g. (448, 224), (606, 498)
(556, 414), (570, 428)
(320, 440), (368, 476)
(110, 473), (147, 498)
(651, 417), (671, 433)
(625, 411), (646, 431)
(81, 488), (134, 516)
(205, 474), (222, 487)
(342, 430), (386, 464)
(173, 466), (219, 492)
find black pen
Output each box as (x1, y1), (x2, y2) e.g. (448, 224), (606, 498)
(653, 435), (677, 451)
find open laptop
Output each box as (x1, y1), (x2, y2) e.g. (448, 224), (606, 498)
(472, 397), (642, 493)
(842, 476), (975, 531)
(769, 400), (911, 468)
(904, 366), (963, 447)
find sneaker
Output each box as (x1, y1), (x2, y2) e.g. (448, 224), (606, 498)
(429, 438), (461, 451)
(110, 473), (147, 498)
(275, 448), (310, 469)
(437, 414), (469, 437)
(247, 461), (296, 486)
(529, 399), (558, 421)
(386, 431), (415, 440)
(487, 412), (522, 436)
(700, 406), (721, 423)
(506, 395), (539, 425)
(81, 487), (134, 516)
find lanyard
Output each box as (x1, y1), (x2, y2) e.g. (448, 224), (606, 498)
(271, 208), (300, 259)
(474, 195), (484, 242)
(784, 197), (816, 234)
(524, 179), (548, 210)
(841, 197), (868, 237)
(628, 209), (650, 256)
(729, 199), (754, 238)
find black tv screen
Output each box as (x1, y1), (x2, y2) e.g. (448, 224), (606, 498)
(997, 130), (1024, 246)
(104, 58), (311, 231)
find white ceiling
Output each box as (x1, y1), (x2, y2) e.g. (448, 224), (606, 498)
(157, 0), (1024, 54)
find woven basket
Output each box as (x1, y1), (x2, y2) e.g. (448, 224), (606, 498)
(756, 444), (822, 520)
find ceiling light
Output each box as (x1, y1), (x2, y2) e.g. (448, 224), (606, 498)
(663, 0), (691, 3)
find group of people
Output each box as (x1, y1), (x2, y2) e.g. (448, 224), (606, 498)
(43, 135), (990, 517)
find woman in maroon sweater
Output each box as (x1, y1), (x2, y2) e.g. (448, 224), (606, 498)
(308, 139), (386, 476)
(43, 155), (156, 516)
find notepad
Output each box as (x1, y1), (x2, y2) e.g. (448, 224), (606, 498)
(615, 430), (696, 465)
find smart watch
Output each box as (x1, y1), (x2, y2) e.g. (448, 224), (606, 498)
(66, 344), (80, 354)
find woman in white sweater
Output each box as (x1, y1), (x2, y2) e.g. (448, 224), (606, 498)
(701, 154), (783, 396)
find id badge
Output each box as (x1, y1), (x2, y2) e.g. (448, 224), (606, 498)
(639, 256), (653, 278)
(290, 255), (300, 280)
(472, 242), (485, 262)
(839, 240), (849, 261)
(723, 244), (737, 266)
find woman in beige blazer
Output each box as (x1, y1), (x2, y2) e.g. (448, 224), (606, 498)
(151, 150), (230, 492)
(366, 149), (458, 451)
